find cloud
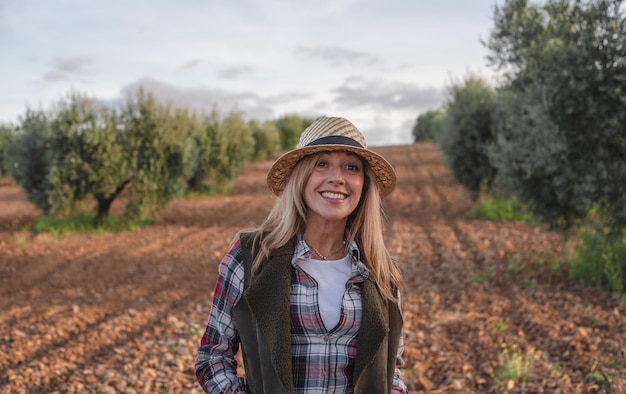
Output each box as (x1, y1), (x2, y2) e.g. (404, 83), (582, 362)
(332, 76), (444, 111)
(217, 65), (255, 80)
(43, 56), (95, 82)
(42, 70), (68, 82)
(182, 59), (202, 69)
(115, 77), (315, 121)
(263, 91), (314, 105)
(293, 45), (381, 67)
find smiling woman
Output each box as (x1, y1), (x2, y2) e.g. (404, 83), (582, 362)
(195, 116), (408, 393)
(302, 151), (365, 230)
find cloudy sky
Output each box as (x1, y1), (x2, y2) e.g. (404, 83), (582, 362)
(1, 0), (504, 146)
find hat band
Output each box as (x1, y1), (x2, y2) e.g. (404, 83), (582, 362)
(305, 135), (364, 148)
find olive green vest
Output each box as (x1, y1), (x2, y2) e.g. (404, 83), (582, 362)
(232, 232), (403, 394)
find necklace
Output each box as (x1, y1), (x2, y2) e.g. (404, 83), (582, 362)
(307, 240), (346, 260)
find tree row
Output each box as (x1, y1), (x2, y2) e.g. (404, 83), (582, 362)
(0, 89), (313, 223)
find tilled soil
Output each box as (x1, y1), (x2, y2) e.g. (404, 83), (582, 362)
(1, 143), (624, 393)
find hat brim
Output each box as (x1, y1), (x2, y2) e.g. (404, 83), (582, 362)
(267, 144), (397, 198)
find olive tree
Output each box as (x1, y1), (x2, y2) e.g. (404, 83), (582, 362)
(4, 109), (53, 211)
(0, 123), (16, 177)
(45, 92), (129, 221)
(440, 76), (498, 198)
(186, 110), (254, 192)
(249, 119), (280, 161)
(275, 115), (315, 151)
(120, 89), (193, 219)
(485, 0), (626, 233)
(412, 109), (445, 143)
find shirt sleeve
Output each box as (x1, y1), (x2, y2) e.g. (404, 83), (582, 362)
(392, 291), (409, 394)
(195, 238), (248, 394)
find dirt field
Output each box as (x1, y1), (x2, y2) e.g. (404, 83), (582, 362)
(1, 143), (624, 393)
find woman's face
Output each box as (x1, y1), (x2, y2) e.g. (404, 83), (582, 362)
(303, 151), (365, 225)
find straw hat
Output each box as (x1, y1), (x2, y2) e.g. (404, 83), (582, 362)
(267, 116), (397, 198)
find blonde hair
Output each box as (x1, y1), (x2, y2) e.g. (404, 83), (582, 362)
(246, 152), (402, 301)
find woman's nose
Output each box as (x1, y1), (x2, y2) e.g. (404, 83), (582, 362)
(328, 166), (345, 184)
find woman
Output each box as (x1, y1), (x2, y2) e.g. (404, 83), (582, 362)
(195, 116), (408, 393)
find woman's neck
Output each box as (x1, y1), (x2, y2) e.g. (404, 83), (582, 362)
(302, 220), (347, 259)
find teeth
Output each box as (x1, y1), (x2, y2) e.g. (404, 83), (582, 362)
(321, 192), (346, 200)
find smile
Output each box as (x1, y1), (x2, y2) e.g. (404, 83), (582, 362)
(320, 192), (347, 200)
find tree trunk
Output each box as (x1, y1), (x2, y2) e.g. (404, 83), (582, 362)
(94, 180), (131, 225)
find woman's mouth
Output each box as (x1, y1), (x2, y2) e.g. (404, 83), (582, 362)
(320, 191), (347, 200)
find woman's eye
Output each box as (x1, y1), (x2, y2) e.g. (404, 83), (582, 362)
(346, 163), (360, 172)
(316, 160), (328, 168)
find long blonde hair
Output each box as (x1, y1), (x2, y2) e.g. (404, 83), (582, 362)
(247, 152), (402, 301)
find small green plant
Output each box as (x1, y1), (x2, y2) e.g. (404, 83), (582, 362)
(590, 370), (612, 385)
(531, 256), (566, 275)
(572, 231), (625, 293)
(17, 235), (30, 250)
(507, 256), (520, 274)
(468, 196), (538, 223)
(530, 256), (544, 267)
(189, 326), (203, 337)
(33, 212), (156, 235)
(494, 343), (537, 388)
(496, 320), (508, 334)
(470, 267), (492, 284)
(549, 258), (565, 274)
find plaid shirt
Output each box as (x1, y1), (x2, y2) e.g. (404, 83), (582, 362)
(196, 234), (408, 393)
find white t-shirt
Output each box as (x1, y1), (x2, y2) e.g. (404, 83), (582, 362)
(297, 254), (352, 330)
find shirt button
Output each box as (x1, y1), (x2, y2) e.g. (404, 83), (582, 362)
(323, 336), (329, 342)
(321, 370), (327, 377)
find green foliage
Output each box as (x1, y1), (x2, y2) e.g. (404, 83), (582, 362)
(275, 115), (314, 151)
(590, 370), (612, 385)
(4, 90), (320, 232)
(5, 87), (261, 230)
(572, 230), (626, 293)
(440, 75), (498, 198)
(508, 257), (521, 275)
(33, 212), (155, 235)
(412, 109), (445, 143)
(7, 88), (225, 225)
(186, 110), (254, 193)
(468, 195), (539, 223)
(485, 0), (626, 233)
(249, 119), (280, 161)
(4, 108), (53, 212)
(487, 87), (581, 229)
(216, 112), (254, 183)
(470, 267), (493, 284)
(0, 123), (16, 176)
(276, 115), (302, 151)
(171, 106), (203, 193)
(495, 343), (537, 388)
(120, 89), (192, 220)
(46, 91), (129, 221)
(189, 325), (203, 337)
(496, 320), (508, 334)
(184, 109), (218, 191)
